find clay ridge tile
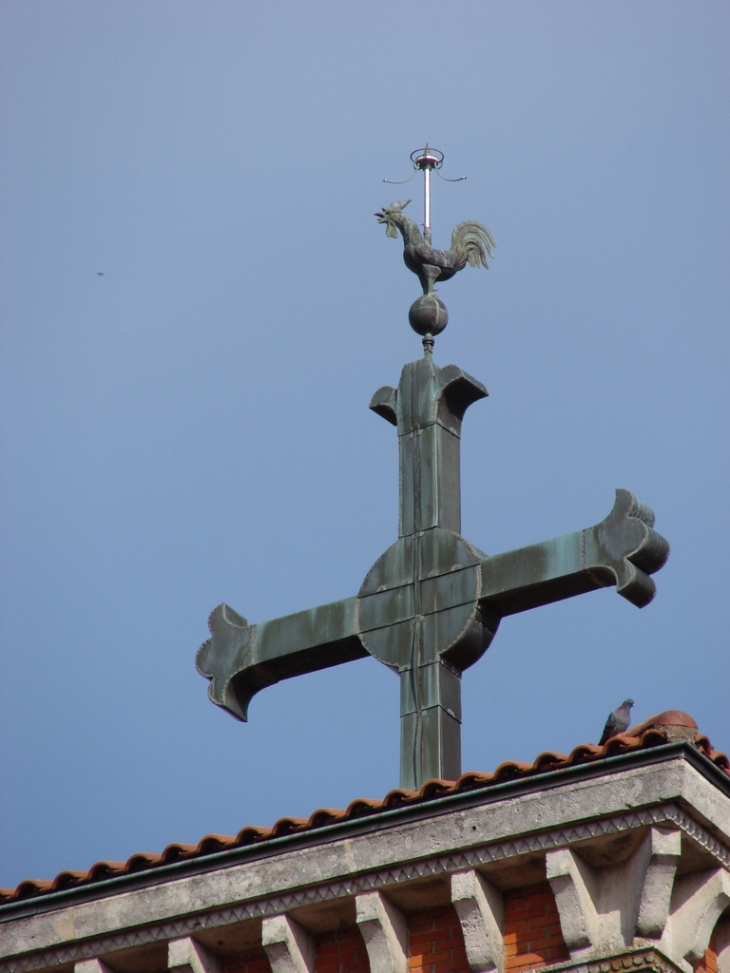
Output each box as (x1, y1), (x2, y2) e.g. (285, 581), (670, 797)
(87, 861), (126, 881)
(235, 825), (273, 845)
(694, 735), (730, 773)
(2, 713), (725, 906)
(270, 816), (310, 837)
(13, 879), (54, 899)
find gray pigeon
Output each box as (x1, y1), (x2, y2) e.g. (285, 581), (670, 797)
(599, 699), (634, 745)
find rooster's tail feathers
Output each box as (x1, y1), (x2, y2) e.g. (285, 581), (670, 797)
(451, 221), (496, 269)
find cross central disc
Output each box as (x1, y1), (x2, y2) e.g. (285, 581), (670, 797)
(355, 528), (493, 673)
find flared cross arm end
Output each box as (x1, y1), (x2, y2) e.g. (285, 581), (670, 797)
(196, 604), (254, 721)
(369, 386), (398, 426)
(196, 597), (366, 722)
(595, 488), (670, 607)
(479, 488), (670, 617)
(368, 363), (487, 434)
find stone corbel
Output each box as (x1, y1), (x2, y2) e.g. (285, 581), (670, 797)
(451, 870), (505, 973)
(716, 913), (730, 973)
(547, 829), (683, 960)
(262, 915), (314, 973)
(75, 961), (115, 973)
(660, 868), (730, 973)
(356, 890), (408, 973)
(546, 847), (601, 959)
(631, 829), (682, 939)
(168, 938), (222, 973)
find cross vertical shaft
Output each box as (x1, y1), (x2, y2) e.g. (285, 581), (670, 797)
(397, 357), (464, 536)
(400, 358), (463, 786)
(364, 356), (490, 788)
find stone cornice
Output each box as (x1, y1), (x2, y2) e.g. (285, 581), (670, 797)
(1, 801), (727, 973)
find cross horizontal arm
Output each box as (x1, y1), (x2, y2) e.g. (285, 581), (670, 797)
(479, 489), (670, 616)
(196, 597), (366, 721)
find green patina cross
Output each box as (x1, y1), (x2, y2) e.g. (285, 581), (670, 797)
(197, 167), (669, 789)
(197, 351), (669, 789)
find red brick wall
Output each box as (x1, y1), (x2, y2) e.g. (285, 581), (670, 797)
(220, 929), (371, 973)
(408, 905), (471, 973)
(222, 949), (271, 973)
(314, 926), (370, 973)
(503, 882), (569, 973)
(220, 883), (570, 973)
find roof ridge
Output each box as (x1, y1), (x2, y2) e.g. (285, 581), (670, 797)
(2, 714), (725, 905)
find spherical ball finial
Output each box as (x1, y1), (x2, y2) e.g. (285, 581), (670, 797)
(408, 294), (449, 336)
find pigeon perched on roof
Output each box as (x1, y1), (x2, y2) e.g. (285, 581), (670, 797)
(599, 699), (634, 745)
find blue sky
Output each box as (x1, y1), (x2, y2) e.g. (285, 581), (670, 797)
(1, 1), (728, 890)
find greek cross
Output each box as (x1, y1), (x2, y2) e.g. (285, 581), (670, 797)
(197, 352), (668, 789)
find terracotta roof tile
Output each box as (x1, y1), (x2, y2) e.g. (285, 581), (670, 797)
(1, 711), (726, 906)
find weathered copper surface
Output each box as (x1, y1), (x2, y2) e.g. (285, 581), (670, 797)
(197, 351), (669, 789)
(375, 199), (495, 297)
(375, 197), (494, 338)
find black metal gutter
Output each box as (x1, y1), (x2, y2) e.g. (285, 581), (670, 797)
(1, 741), (727, 923)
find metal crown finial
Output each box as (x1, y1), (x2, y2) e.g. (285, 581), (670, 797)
(384, 145), (465, 243)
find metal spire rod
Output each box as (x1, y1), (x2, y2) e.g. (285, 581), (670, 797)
(410, 145), (443, 243)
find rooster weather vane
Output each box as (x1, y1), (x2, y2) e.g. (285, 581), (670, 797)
(196, 146), (669, 790)
(377, 145), (495, 349)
